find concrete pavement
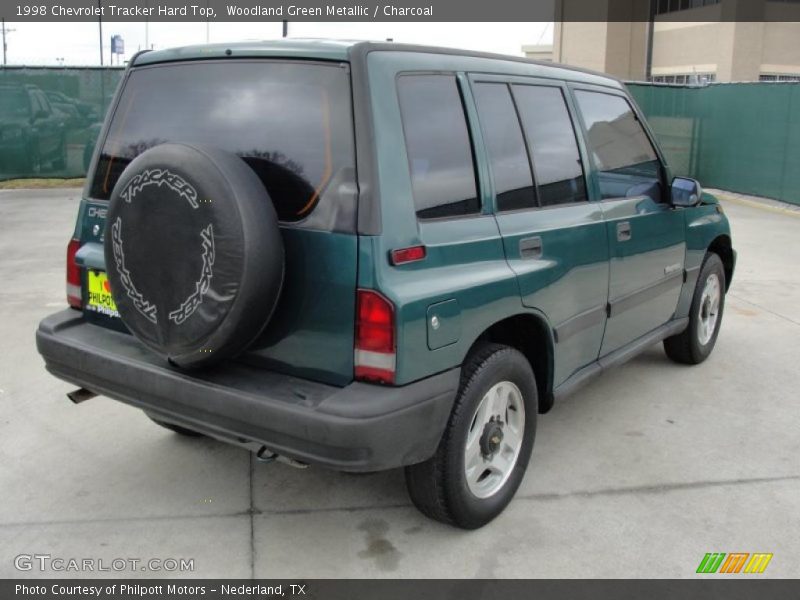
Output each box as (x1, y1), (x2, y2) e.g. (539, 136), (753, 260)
(0, 188), (798, 578)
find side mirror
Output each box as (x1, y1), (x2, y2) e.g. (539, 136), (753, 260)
(33, 109), (48, 121)
(671, 177), (702, 207)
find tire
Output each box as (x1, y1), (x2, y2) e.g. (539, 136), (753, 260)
(664, 252), (726, 365)
(405, 344), (537, 529)
(147, 414), (204, 437)
(104, 143), (284, 369)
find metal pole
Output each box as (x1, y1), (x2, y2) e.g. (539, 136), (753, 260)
(645, 0), (655, 81)
(282, 20), (288, 38)
(1, 19), (13, 66)
(98, 0), (104, 66)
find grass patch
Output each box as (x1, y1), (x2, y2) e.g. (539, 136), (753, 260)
(0, 178), (85, 190)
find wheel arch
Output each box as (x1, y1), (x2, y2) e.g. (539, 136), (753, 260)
(708, 234), (734, 291)
(464, 312), (555, 414)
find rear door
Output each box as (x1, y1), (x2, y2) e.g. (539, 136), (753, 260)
(571, 86), (685, 355)
(83, 60), (359, 386)
(468, 75), (610, 387)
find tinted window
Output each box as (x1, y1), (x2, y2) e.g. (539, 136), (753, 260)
(473, 83), (535, 212)
(513, 85), (588, 206)
(90, 61), (355, 222)
(397, 75), (479, 219)
(574, 90), (662, 202)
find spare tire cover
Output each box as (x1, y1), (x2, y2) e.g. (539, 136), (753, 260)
(104, 143), (284, 369)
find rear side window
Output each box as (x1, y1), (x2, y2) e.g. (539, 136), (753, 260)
(574, 90), (662, 202)
(472, 82), (536, 212)
(90, 61), (355, 222)
(513, 85), (588, 207)
(397, 75), (479, 219)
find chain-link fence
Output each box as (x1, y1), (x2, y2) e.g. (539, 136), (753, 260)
(628, 81), (800, 205)
(0, 66), (124, 181)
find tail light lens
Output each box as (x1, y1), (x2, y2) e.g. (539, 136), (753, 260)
(66, 238), (82, 309)
(354, 289), (395, 384)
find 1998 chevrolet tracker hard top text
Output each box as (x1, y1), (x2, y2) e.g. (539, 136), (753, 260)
(36, 40), (736, 529)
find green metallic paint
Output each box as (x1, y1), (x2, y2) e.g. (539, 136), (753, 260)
(245, 227), (358, 386)
(70, 43), (735, 398)
(674, 193), (732, 318)
(427, 299), (461, 350)
(361, 48), (734, 391)
(598, 197), (686, 354)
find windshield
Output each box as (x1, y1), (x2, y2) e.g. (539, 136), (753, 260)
(90, 60), (355, 222)
(0, 89), (31, 118)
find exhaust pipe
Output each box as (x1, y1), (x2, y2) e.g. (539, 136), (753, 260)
(67, 388), (98, 404)
(256, 445), (308, 469)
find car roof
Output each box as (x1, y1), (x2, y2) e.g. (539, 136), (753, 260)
(131, 39), (621, 88)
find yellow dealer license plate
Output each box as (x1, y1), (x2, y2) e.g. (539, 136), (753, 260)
(86, 270), (119, 318)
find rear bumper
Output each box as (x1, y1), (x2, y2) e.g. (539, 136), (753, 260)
(36, 309), (458, 472)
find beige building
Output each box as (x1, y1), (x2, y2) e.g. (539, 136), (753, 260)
(533, 0), (800, 83)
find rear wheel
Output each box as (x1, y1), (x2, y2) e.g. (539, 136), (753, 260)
(664, 252), (726, 364)
(147, 414), (204, 437)
(405, 344), (537, 529)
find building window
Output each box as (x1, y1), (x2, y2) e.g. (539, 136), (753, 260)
(651, 73), (716, 85)
(656, 0), (720, 15)
(397, 74), (480, 220)
(759, 74), (800, 82)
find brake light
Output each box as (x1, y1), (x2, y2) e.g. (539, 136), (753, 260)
(66, 238), (81, 309)
(354, 289), (396, 384)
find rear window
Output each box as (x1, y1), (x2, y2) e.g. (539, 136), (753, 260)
(90, 60), (355, 222)
(397, 74), (479, 220)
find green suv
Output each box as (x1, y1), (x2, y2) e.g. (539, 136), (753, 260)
(36, 40), (736, 529)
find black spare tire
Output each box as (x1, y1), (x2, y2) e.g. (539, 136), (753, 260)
(104, 143), (284, 369)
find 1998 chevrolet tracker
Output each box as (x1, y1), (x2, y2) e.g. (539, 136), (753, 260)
(36, 40), (736, 529)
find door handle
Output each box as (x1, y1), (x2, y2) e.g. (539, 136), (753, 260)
(519, 236), (543, 259)
(617, 221), (632, 242)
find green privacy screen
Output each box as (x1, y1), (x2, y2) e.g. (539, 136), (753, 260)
(628, 81), (800, 206)
(0, 66), (124, 181)
(1, 69), (798, 207)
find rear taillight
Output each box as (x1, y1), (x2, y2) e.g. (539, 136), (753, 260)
(354, 289), (396, 384)
(66, 238), (81, 309)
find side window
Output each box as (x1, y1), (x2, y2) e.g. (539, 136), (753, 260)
(472, 82), (536, 212)
(513, 84), (588, 206)
(574, 90), (663, 203)
(397, 75), (479, 219)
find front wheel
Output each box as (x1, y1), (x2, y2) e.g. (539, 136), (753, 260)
(664, 252), (726, 364)
(405, 344), (537, 529)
